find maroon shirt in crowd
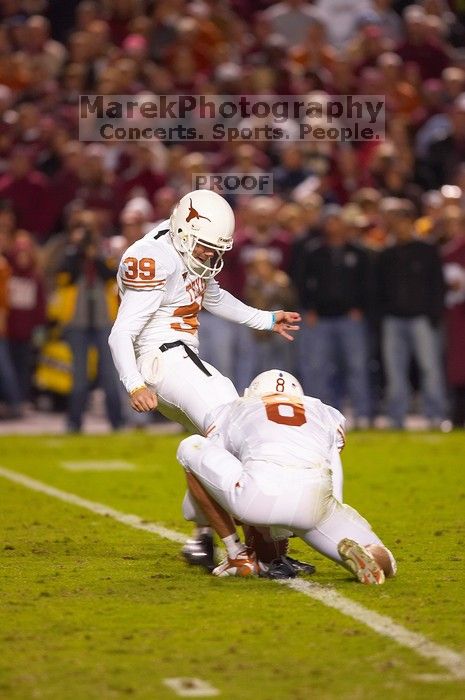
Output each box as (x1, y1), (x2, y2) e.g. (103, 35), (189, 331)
(0, 171), (54, 241)
(6, 262), (46, 341)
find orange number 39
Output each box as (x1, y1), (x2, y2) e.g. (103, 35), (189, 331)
(123, 257), (156, 280)
(263, 397), (307, 427)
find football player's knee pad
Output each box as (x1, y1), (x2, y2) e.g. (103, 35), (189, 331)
(176, 434), (208, 470)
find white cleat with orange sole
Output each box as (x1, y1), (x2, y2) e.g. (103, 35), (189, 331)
(212, 549), (259, 578)
(337, 538), (385, 585)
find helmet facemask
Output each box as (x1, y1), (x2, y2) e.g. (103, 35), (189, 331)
(171, 226), (232, 280)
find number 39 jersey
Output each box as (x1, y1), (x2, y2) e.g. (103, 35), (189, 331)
(206, 395), (346, 471)
(117, 222), (207, 350)
(109, 220), (273, 393)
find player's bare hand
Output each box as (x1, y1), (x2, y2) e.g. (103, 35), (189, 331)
(271, 310), (301, 341)
(129, 387), (158, 412)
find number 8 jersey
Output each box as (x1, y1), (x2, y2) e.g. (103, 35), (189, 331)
(110, 220), (274, 394)
(205, 395), (346, 471)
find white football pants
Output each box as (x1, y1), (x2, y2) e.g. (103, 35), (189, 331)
(137, 345), (238, 433)
(177, 435), (384, 565)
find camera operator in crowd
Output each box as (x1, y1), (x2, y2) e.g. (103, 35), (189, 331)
(54, 224), (122, 433)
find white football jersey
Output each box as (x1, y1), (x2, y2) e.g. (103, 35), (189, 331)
(109, 220), (273, 393)
(205, 395), (346, 470)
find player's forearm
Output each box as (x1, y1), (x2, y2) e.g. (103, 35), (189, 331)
(108, 327), (145, 393)
(203, 287), (273, 330)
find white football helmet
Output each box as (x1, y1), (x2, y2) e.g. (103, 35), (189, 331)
(244, 370), (304, 399)
(169, 190), (235, 279)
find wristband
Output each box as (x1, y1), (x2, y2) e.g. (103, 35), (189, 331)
(129, 385), (146, 396)
(270, 311), (277, 330)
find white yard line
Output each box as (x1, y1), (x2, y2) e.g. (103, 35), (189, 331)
(0, 466), (185, 545)
(162, 678), (220, 697)
(1, 465), (465, 683)
(281, 579), (465, 680)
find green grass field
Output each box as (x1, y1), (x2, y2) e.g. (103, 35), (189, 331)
(1, 431), (464, 700)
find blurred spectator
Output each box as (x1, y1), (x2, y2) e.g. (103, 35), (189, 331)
(273, 145), (314, 196)
(351, 187), (382, 223)
(417, 95), (465, 189)
(397, 5), (450, 80)
(24, 15), (67, 77)
(228, 196), (292, 299)
(75, 2), (101, 32)
(52, 140), (84, 220)
(107, 199), (151, 261)
(442, 66), (465, 103)
(377, 200), (447, 428)
(148, 1), (179, 64)
(296, 204), (372, 424)
(286, 199), (322, 280)
(73, 144), (120, 232)
(368, 0), (404, 44)
(103, 0), (142, 46)
(263, 1), (321, 47)
(152, 186), (177, 224)
(0, 251), (21, 417)
(169, 151), (209, 197)
(0, 148), (54, 241)
(42, 205), (99, 288)
(236, 248), (297, 391)
(52, 225), (123, 432)
(415, 190), (444, 238)
(441, 207), (465, 427)
(277, 202), (308, 244)
(289, 17), (337, 75)
(0, 199), (18, 250)
(377, 52), (421, 119)
(300, 193), (324, 236)
(117, 143), (166, 206)
(6, 230), (46, 402)
(317, 0), (371, 48)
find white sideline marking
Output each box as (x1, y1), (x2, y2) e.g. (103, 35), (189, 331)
(281, 579), (465, 680)
(0, 466), (185, 545)
(1, 465), (465, 682)
(163, 678), (220, 697)
(412, 674), (462, 683)
(61, 460), (135, 472)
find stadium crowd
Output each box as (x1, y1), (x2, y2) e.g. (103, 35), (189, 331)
(0, 0), (465, 430)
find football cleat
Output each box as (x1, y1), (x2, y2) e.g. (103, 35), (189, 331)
(181, 533), (215, 572)
(337, 538), (385, 585)
(283, 555), (316, 575)
(259, 556), (297, 580)
(212, 549), (259, 577)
